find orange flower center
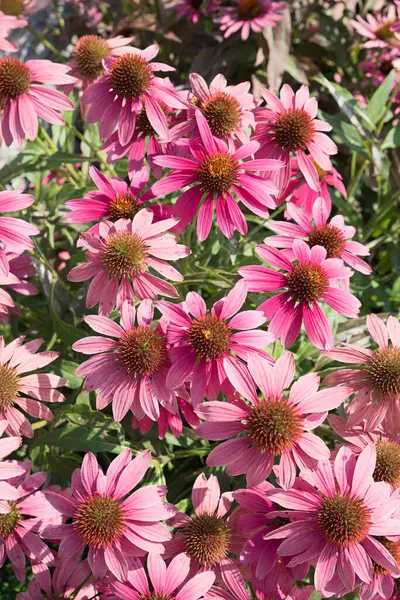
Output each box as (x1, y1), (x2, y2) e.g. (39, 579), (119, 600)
(366, 347), (400, 400)
(201, 92), (241, 138)
(108, 194), (140, 221)
(102, 231), (147, 277)
(373, 537), (400, 575)
(286, 262), (329, 304)
(0, 364), (19, 411)
(73, 494), (125, 548)
(0, 57), (31, 101)
(318, 494), (371, 546)
(188, 315), (231, 359)
(197, 152), (239, 195)
(109, 54), (152, 99)
(73, 35), (112, 80)
(183, 513), (231, 566)
(237, 0), (263, 20)
(274, 108), (315, 152)
(117, 327), (167, 377)
(245, 399), (303, 454)
(374, 440), (400, 489)
(308, 225), (346, 259)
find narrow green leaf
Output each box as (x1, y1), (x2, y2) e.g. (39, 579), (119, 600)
(365, 70), (396, 125)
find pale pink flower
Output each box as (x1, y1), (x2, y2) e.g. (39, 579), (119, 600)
(0, 58), (75, 146)
(81, 44), (188, 143)
(0, 336), (66, 438)
(111, 552), (215, 600)
(67, 210), (190, 315)
(197, 351), (351, 487)
(266, 444), (400, 594)
(324, 314), (400, 434)
(254, 84), (337, 193)
(158, 280), (273, 406)
(0, 420), (24, 480)
(205, 578), (314, 600)
(0, 11), (27, 52)
(351, 5), (400, 49)
(239, 239), (360, 350)
(172, 0), (219, 23)
(44, 449), (177, 581)
(152, 111), (283, 241)
(218, 0), (286, 40)
(73, 300), (178, 423)
(0, 250), (38, 323)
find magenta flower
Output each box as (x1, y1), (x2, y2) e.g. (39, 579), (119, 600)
(255, 84), (337, 192)
(0, 11), (27, 52)
(265, 444), (400, 594)
(81, 44), (188, 143)
(0, 335), (66, 438)
(239, 239), (360, 350)
(0, 58), (75, 146)
(152, 111), (283, 241)
(351, 5), (400, 49)
(172, 0), (219, 23)
(324, 314), (400, 434)
(196, 351), (351, 487)
(0, 251), (38, 323)
(67, 210), (190, 315)
(0, 420), (24, 480)
(158, 280), (273, 406)
(265, 196), (372, 276)
(73, 299), (178, 423)
(44, 449), (177, 581)
(218, 0), (286, 40)
(111, 552), (215, 600)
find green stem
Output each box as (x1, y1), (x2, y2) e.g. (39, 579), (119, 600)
(26, 25), (62, 58)
(65, 123), (116, 175)
(31, 242), (72, 297)
(347, 159), (369, 201)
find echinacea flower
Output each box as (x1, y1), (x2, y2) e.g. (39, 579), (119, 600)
(67, 210), (190, 315)
(111, 552), (215, 600)
(265, 196), (372, 276)
(172, 0), (219, 23)
(0, 11), (27, 52)
(323, 314), (400, 434)
(265, 444), (400, 594)
(152, 111), (283, 241)
(0, 58), (75, 146)
(239, 239), (361, 350)
(158, 280), (273, 406)
(0, 250), (38, 323)
(44, 449), (177, 581)
(254, 84), (337, 193)
(218, 0), (286, 40)
(0, 336), (66, 438)
(1, 0), (51, 16)
(196, 351), (351, 488)
(0, 420), (24, 480)
(73, 299), (178, 423)
(81, 44), (188, 143)
(351, 5), (400, 49)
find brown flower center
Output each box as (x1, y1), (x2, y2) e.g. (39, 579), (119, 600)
(188, 315), (231, 360)
(245, 399), (303, 455)
(237, 0), (263, 20)
(197, 152), (239, 195)
(274, 108), (315, 152)
(73, 494), (125, 548)
(102, 231), (147, 277)
(366, 347), (400, 400)
(0, 58), (31, 102)
(308, 225), (346, 259)
(0, 0), (24, 16)
(73, 35), (112, 81)
(109, 54), (152, 99)
(201, 92), (241, 138)
(0, 501), (20, 538)
(183, 513), (231, 566)
(374, 440), (400, 488)
(0, 364), (19, 411)
(136, 102), (169, 136)
(117, 327), (167, 377)
(376, 21), (397, 41)
(108, 194), (140, 221)
(373, 537), (400, 575)
(286, 262), (329, 304)
(144, 595), (171, 600)
(317, 494), (371, 546)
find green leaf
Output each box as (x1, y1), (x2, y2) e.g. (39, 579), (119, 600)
(365, 70), (396, 125)
(382, 126), (400, 149)
(57, 360), (83, 389)
(49, 282), (84, 345)
(31, 424), (127, 453)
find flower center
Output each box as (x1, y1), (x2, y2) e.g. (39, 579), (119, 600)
(308, 225), (346, 259)
(237, 0), (263, 20)
(197, 153), (239, 196)
(312, 160), (327, 182)
(109, 54), (153, 99)
(136, 102), (169, 136)
(190, 0), (203, 8)
(0, 58), (31, 102)
(102, 231), (147, 278)
(117, 327), (167, 377)
(374, 440), (400, 488)
(144, 595), (171, 600)
(366, 347), (400, 400)
(245, 399), (303, 455)
(373, 537), (400, 575)
(73, 494), (125, 548)
(201, 92), (241, 138)
(317, 494), (371, 546)
(183, 513), (231, 566)
(286, 262), (329, 304)
(376, 21), (397, 41)
(274, 109), (315, 152)
(108, 194), (140, 221)
(188, 315), (231, 360)
(0, 364), (19, 411)
(73, 35), (112, 80)
(0, 501), (20, 538)
(0, 0), (24, 15)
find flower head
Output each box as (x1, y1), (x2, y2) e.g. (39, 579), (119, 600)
(0, 11), (27, 52)
(351, 5), (400, 49)
(172, 0), (219, 23)
(218, 0), (286, 40)
(239, 239), (361, 350)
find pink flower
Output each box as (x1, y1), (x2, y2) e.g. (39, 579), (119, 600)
(0, 250), (38, 323)
(73, 299), (179, 423)
(323, 314), (400, 434)
(111, 552), (215, 600)
(0, 335), (66, 438)
(152, 111), (283, 241)
(196, 351), (351, 487)
(44, 449), (177, 581)
(158, 280), (273, 406)
(0, 11), (27, 52)
(81, 44), (188, 143)
(239, 239), (361, 350)
(0, 58), (75, 146)
(351, 5), (400, 49)
(169, 73), (256, 146)
(254, 84), (337, 193)
(266, 444), (400, 594)
(205, 579), (314, 600)
(0, 466), (61, 582)
(172, 0), (219, 23)
(0, 420), (24, 480)
(265, 196), (372, 277)
(67, 210), (190, 315)
(218, 0), (286, 40)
